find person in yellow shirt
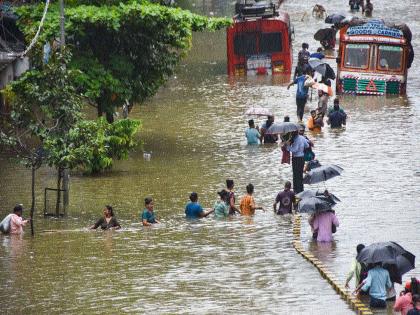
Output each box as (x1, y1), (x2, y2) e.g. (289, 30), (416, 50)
(239, 184), (264, 216)
(307, 109), (323, 132)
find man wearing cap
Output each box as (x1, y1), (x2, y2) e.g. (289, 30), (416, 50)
(286, 130), (310, 193)
(10, 204), (29, 235)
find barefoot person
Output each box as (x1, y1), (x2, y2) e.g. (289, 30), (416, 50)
(90, 205), (121, 230)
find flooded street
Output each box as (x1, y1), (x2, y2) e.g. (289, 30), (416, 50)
(1, 0), (419, 314)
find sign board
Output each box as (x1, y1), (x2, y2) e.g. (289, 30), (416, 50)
(247, 54), (272, 75)
(347, 20), (403, 39)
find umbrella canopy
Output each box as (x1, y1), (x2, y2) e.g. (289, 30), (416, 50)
(245, 107), (273, 116)
(297, 196), (332, 213)
(296, 189), (340, 204)
(303, 164), (343, 184)
(309, 58), (336, 80)
(314, 28), (336, 41)
(325, 14), (345, 24)
(266, 122), (300, 135)
(357, 242), (416, 284)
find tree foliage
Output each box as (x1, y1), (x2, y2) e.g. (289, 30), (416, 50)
(16, 1), (231, 121)
(1, 51), (141, 175)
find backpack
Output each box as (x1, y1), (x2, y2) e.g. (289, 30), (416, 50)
(0, 214), (13, 234)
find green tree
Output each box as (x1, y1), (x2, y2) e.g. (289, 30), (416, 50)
(16, 0), (231, 122)
(1, 51), (141, 219)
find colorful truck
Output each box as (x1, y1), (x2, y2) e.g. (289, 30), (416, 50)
(336, 19), (413, 95)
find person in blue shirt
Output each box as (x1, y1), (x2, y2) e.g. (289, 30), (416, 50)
(287, 69), (312, 122)
(141, 197), (160, 226)
(358, 263), (392, 308)
(286, 131), (310, 193)
(245, 119), (260, 145)
(185, 192), (214, 219)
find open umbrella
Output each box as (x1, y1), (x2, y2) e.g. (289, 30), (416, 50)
(303, 164), (343, 184)
(296, 189), (340, 204)
(297, 196), (332, 213)
(266, 122), (300, 135)
(325, 14), (345, 24)
(245, 107), (273, 116)
(309, 58), (336, 80)
(314, 28), (336, 41)
(357, 242), (415, 284)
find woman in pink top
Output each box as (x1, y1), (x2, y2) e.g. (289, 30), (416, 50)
(394, 279), (420, 315)
(9, 204), (29, 235)
(312, 210), (339, 242)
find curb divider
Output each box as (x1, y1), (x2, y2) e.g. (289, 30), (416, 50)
(292, 215), (373, 315)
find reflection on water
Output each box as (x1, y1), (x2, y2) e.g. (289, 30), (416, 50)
(1, 0), (420, 313)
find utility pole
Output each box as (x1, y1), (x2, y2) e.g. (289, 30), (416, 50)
(59, 0), (69, 215)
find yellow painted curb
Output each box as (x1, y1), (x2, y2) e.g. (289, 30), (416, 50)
(292, 215), (371, 315)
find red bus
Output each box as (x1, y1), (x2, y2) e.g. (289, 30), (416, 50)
(227, 1), (293, 76)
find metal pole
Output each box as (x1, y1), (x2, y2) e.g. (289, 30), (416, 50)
(59, 0), (69, 214)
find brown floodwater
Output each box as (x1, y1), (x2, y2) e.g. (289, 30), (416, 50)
(1, 0), (419, 314)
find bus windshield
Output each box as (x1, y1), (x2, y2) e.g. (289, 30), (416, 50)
(344, 44), (369, 69)
(377, 45), (403, 71)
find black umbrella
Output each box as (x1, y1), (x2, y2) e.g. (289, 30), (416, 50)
(325, 64), (336, 80)
(297, 196), (332, 213)
(296, 189), (340, 205)
(384, 251), (416, 284)
(303, 164), (343, 184)
(266, 122), (300, 135)
(325, 14), (345, 24)
(314, 28), (336, 41)
(357, 242), (415, 284)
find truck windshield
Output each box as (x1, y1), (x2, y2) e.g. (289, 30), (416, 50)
(234, 33), (257, 56)
(260, 33), (282, 53)
(377, 45), (403, 71)
(344, 44), (369, 69)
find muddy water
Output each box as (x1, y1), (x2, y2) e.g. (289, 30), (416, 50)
(0, 0), (419, 314)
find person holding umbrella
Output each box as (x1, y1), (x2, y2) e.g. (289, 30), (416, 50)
(311, 209), (339, 242)
(285, 130), (310, 193)
(357, 262), (393, 308)
(245, 119), (261, 145)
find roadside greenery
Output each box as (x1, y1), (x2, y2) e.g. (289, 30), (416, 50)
(16, 0), (231, 121)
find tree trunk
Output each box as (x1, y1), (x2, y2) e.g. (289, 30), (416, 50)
(30, 165), (35, 236)
(105, 111), (114, 123)
(55, 168), (63, 216)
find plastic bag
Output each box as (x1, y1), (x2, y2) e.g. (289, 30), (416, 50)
(0, 214), (13, 234)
